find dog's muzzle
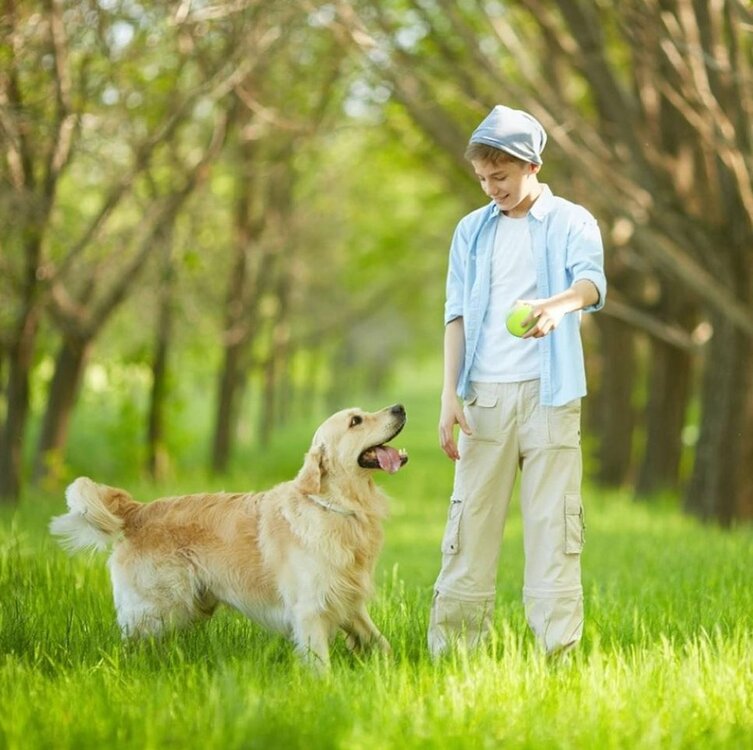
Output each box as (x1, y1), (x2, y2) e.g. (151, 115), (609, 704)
(358, 404), (408, 473)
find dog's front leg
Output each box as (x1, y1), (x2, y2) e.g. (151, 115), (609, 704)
(292, 608), (332, 673)
(344, 605), (391, 654)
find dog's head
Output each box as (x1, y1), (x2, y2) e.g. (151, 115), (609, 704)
(296, 404), (408, 494)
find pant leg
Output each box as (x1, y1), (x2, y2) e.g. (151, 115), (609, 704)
(518, 381), (585, 654)
(428, 383), (519, 658)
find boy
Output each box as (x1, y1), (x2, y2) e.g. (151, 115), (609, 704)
(428, 105), (606, 657)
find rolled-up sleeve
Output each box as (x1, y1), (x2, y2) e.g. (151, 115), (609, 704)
(444, 221), (469, 325)
(566, 214), (607, 312)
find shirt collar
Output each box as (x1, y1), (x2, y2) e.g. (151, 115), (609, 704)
(489, 184), (554, 221)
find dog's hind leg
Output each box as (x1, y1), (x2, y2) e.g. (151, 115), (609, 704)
(343, 605), (391, 654)
(111, 580), (171, 638)
(109, 554), (207, 638)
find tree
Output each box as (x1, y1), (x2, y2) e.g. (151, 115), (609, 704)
(209, 4), (350, 470)
(1, 0), (255, 500)
(36, 117), (226, 484)
(1, 0), (76, 500)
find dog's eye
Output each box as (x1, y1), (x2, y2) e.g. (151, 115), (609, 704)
(349, 415), (363, 427)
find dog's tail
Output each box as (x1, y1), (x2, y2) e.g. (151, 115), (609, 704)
(50, 477), (138, 552)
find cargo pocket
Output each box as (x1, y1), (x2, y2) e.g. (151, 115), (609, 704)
(564, 493), (585, 554)
(441, 497), (463, 555)
(546, 399), (582, 448)
(464, 386), (499, 442)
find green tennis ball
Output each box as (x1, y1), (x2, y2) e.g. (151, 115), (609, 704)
(506, 304), (539, 337)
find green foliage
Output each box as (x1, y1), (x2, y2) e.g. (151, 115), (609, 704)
(2, 388), (752, 749)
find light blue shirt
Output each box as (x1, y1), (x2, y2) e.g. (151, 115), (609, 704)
(445, 185), (607, 406)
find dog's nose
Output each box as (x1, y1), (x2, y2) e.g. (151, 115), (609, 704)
(390, 404), (406, 418)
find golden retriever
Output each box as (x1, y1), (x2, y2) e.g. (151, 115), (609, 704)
(50, 404), (407, 671)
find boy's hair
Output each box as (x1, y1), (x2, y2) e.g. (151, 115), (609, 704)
(464, 142), (527, 166)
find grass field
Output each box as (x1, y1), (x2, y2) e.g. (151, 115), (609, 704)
(1, 390), (752, 749)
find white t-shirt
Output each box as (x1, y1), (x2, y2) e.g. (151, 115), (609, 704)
(470, 213), (540, 383)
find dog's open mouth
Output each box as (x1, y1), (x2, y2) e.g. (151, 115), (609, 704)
(358, 423), (408, 473)
(358, 445), (408, 473)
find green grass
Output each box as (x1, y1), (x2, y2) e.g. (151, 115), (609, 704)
(2, 390), (753, 749)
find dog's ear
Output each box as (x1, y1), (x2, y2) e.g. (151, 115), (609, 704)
(296, 443), (327, 494)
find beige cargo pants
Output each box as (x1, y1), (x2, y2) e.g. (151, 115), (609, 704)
(428, 380), (586, 657)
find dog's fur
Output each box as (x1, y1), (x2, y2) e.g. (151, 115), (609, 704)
(50, 404), (407, 671)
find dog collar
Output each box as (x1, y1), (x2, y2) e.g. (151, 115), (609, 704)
(306, 494), (356, 517)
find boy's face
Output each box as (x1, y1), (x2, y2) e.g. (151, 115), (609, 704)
(471, 158), (541, 216)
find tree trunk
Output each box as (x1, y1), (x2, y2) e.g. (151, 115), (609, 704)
(146, 238), (175, 481)
(0, 346), (6, 402)
(258, 323), (292, 447)
(211, 255), (254, 472)
(635, 291), (696, 497)
(211, 137), (257, 474)
(259, 345), (278, 449)
(212, 136), (295, 466)
(635, 336), (693, 497)
(684, 313), (752, 526)
(739, 388), (753, 520)
(148, 342), (170, 481)
(212, 340), (247, 473)
(32, 335), (90, 484)
(0, 313), (39, 502)
(147, 324), (170, 481)
(592, 315), (637, 487)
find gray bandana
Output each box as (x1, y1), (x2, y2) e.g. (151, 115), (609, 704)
(469, 105), (547, 165)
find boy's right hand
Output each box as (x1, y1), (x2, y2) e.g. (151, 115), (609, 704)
(439, 396), (472, 461)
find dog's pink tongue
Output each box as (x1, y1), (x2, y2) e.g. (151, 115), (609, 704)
(376, 446), (403, 473)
